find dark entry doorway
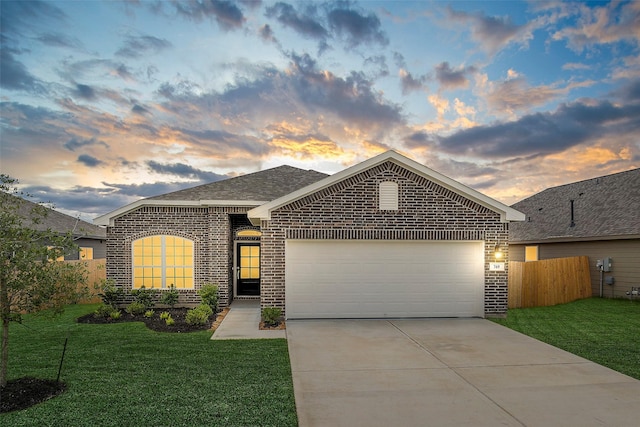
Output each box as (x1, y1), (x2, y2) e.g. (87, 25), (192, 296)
(236, 242), (260, 296)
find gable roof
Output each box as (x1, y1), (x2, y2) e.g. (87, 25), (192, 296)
(248, 150), (525, 225)
(510, 168), (640, 243)
(95, 165), (328, 226)
(9, 195), (106, 240)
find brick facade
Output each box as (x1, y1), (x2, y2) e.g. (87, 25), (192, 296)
(260, 161), (510, 317)
(106, 205), (255, 307)
(106, 160), (511, 317)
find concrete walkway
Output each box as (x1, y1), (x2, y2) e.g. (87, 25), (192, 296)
(287, 318), (640, 427)
(210, 299), (286, 340)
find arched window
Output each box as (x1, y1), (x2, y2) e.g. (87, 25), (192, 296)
(132, 235), (194, 289)
(379, 181), (399, 210)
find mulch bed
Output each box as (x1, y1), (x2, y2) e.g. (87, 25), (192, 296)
(76, 307), (215, 333)
(1, 377), (66, 413)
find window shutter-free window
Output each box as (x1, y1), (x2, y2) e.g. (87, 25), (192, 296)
(132, 235), (194, 289)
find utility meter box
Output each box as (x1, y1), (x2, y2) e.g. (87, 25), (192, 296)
(603, 257), (612, 272)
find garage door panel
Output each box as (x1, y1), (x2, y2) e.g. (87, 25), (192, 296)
(285, 240), (484, 319)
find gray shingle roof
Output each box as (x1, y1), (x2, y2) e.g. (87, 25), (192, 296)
(510, 168), (640, 243)
(147, 165), (329, 202)
(10, 195), (106, 240)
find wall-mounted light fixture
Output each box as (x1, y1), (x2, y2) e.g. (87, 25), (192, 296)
(494, 244), (503, 261)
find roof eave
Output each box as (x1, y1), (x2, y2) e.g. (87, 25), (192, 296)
(510, 233), (640, 244)
(94, 199), (266, 226)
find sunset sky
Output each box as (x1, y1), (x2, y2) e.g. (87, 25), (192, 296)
(1, 0), (639, 221)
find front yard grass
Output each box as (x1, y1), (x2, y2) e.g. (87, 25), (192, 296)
(1, 304), (297, 426)
(491, 297), (640, 380)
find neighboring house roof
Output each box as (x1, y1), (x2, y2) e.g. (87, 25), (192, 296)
(10, 195), (106, 240)
(248, 150), (526, 225)
(95, 165), (328, 226)
(510, 168), (640, 244)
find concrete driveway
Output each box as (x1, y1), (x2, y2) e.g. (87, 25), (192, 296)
(286, 319), (640, 427)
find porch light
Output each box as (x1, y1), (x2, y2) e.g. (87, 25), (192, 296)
(494, 244), (503, 260)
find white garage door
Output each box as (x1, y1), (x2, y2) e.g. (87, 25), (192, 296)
(285, 240), (485, 319)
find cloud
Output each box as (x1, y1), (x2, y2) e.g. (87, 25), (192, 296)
(265, 2), (328, 40)
(0, 0), (67, 37)
(77, 154), (103, 167)
(434, 62), (477, 90)
(327, 6), (389, 48)
(259, 24), (277, 43)
(74, 83), (96, 100)
(551, 1), (640, 53)
(146, 160), (228, 182)
(430, 99), (640, 159)
(477, 70), (595, 116)
(174, 0), (246, 30)
(132, 104), (151, 115)
(399, 69), (426, 95)
(64, 137), (110, 151)
(60, 58), (137, 83)
(0, 49), (44, 93)
(562, 62), (590, 71)
(446, 7), (533, 55)
(34, 32), (84, 50)
(115, 34), (172, 58)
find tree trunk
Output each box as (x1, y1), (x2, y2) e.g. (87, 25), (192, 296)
(1, 318), (8, 387)
(1, 273), (9, 387)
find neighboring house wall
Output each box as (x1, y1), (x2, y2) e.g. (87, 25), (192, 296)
(261, 161), (510, 317)
(67, 237), (106, 260)
(106, 205), (253, 307)
(510, 239), (640, 298)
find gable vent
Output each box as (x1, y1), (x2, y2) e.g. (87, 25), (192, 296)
(379, 181), (399, 210)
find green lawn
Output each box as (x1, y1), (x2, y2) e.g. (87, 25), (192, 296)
(491, 298), (640, 380)
(1, 304), (298, 426)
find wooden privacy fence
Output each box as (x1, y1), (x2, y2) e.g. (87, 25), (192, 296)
(65, 259), (105, 304)
(508, 256), (591, 309)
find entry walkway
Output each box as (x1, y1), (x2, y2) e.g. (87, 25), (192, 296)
(211, 299), (286, 340)
(287, 318), (640, 427)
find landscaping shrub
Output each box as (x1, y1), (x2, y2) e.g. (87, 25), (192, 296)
(144, 310), (155, 318)
(262, 307), (282, 327)
(160, 284), (179, 308)
(109, 310), (122, 320)
(164, 315), (175, 326)
(130, 286), (158, 309)
(185, 304), (213, 326)
(198, 284), (218, 312)
(94, 304), (113, 319)
(97, 279), (123, 308)
(159, 311), (170, 320)
(126, 302), (146, 316)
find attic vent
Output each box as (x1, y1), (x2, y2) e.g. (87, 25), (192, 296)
(379, 181), (398, 210)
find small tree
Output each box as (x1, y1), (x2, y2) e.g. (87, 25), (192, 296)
(0, 175), (88, 387)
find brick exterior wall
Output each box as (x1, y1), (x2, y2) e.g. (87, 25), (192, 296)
(106, 205), (254, 308)
(260, 161), (510, 317)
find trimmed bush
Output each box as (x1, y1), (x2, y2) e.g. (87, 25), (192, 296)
(97, 279), (123, 308)
(160, 284), (179, 308)
(126, 301), (146, 316)
(262, 307), (282, 327)
(94, 304), (113, 319)
(186, 304), (213, 326)
(130, 286), (158, 309)
(198, 284), (218, 312)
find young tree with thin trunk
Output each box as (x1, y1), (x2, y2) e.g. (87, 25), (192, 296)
(0, 175), (88, 387)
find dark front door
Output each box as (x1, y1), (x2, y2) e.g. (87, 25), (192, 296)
(237, 243), (260, 296)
